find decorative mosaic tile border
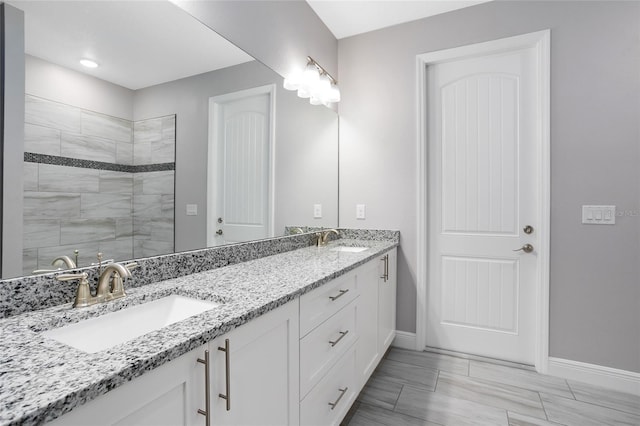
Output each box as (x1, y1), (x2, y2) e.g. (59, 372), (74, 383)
(24, 152), (175, 173)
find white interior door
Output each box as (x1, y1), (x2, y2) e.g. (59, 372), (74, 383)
(427, 46), (540, 364)
(208, 86), (274, 246)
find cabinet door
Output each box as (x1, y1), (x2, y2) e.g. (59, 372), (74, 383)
(355, 259), (380, 388)
(49, 345), (207, 426)
(210, 301), (299, 426)
(378, 249), (397, 353)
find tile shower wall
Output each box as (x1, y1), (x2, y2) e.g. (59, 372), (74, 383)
(23, 95), (175, 275)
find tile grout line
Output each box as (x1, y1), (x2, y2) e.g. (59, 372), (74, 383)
(565, 380), (577, 400)
(537, 391), (551, 421)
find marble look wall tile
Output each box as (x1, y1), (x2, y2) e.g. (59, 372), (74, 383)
(98, 238), (134, 263)
(134, 117), (163, 143)
(134, 171), (174, 195)
(116, 142), (133, 166)
(60, 219), (116, 245)
(24, 193), (81, 219)
(132, 217), (151, 240)
(162, 116), (176, 141)
(150, 218), (174, 243)
(23, 163), (38, 191)
(395, 385), (509, 425)
(132, 195), (161, 218)
(23, 219), (60, 249)
(99, 171), (133, 194)
(133, 142), (152, 165)
(22, 248), (38, 276)
(38, 164), (100, 193)
(469, 361), (574, 399)
(152, 139), (176, 164)
(24, 123), (61, 156)
(116, 218), (133, 239)
(435, 371), (547, 419)
(81, 110), (132, 143)
(161, 194), (175, 219)
(37, 242), (99, 270)
(80, 194), (132, 219)
(25, 95), (81, 134)
(540, 393), (640, 426)
(134, 239), (174, 258)
(61, 133), (117, 164)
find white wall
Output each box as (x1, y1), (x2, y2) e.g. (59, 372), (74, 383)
(338, 0), (640, 373)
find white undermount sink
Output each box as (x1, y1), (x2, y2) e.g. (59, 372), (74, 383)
(330, 246), (369, 253)
(43, 295), (219, 353)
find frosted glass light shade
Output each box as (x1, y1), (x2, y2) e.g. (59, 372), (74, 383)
(283, 70), (302, 90)
(327, 84), (341, 103)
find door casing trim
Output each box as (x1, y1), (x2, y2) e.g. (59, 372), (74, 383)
(415, 30), (551, 373)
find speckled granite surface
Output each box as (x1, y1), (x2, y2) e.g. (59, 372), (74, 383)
(0, 234), (398, 425)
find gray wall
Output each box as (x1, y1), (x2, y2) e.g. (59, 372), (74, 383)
(338, 0), (640, 372)
(134, 60), (338, 252)
(1, 4), (24, 278)
(172, 0), (338, 79)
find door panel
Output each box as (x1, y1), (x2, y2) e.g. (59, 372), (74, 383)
(427, 47), (538, 364)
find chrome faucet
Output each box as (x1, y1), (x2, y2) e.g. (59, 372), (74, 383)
(52, 255), (76, 269)
(316, 229), (340, 247)
(56, 262), (137, 308)
(96, 263), (132, 303)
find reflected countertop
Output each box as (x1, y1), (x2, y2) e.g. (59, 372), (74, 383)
(0, 237), (398, 425)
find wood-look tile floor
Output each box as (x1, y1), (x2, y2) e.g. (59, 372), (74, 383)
(342, 348), (640, 426)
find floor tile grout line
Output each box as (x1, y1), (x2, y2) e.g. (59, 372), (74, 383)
(358, 400), (446, 426)
(537, 391), (551, 421)
(540, 390), (640, 421)
(392, 384), (403, 411)
(565, 380), (577, 400)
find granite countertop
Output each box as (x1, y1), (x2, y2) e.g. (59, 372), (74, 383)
(0, 238), (397, 425)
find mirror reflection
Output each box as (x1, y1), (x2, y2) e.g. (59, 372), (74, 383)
(6, 0), (338, 278)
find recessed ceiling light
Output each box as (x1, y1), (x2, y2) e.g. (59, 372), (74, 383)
(80, 59), (99, 68)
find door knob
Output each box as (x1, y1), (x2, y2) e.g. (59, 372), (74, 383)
(216, 229), (223, 236)
(523, 225), (534, 234)
(513, 244), (534, 253)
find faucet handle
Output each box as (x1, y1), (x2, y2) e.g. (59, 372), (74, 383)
(124, 262), (139, 272)
(57, 273), (96, 308)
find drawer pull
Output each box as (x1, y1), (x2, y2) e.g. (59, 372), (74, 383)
(218, 338), (231, 411)
(197, 350), (211, 426)
(380, 254), (389, 282)
(328, 387), (348, 410)
(328, 330), (349, 347)
(329, 289), (349, 301)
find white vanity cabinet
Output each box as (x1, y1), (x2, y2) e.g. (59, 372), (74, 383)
(378, 248), (397, 354)
(207, 301), (300, 426)
(50, 343), (207, 426)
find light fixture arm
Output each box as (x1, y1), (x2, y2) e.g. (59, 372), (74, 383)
(306, 56), (337, 85)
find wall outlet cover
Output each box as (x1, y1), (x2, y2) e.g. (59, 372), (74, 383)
(356, 204), (366, 220)
(313, 204), (322, 219)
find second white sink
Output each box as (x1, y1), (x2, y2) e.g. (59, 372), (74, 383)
(43, 295), (219, 353)
(330, 246), (369, 253)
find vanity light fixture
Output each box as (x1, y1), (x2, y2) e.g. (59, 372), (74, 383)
(283, 56), (340, 106)
(80, 58), (99, 68)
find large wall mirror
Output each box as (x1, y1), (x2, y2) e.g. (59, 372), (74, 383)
(4, 0), (338, 279)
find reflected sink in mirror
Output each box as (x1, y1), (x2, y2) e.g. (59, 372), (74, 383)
(42, 295), (219, 353)
(330, 246), (369, 253)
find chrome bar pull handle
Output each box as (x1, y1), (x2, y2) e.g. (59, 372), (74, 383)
(328, 330), (349, 347)
(218, 339), (231, 411)
(197, 350), (211, 426)
(329, 289), (349, 301)
(380, 254), (389, 282)
(328, 387), (348, 410)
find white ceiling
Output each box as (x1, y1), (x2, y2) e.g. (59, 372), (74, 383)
(8, 0), (254, 90)
(306, 0), (492, 39)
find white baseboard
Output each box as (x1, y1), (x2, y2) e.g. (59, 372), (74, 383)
(392, 331), (417, 350)
(547, 357), (640, 396)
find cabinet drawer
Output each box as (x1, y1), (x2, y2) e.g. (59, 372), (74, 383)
(300, 299), (357, 398)
(300, 345), (357, 426)
(300, 271), (357, 337)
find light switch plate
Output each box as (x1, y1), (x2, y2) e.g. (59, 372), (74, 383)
(582, 205), (615, 225)
(186, 204), (198, 216)
(356, 204), (366, 220)
(313, 204), (322, 219)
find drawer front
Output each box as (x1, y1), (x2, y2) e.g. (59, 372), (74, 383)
(300, 299), (357, 398)
(300, 271), (357, 337)
(300, 345), (357, 426)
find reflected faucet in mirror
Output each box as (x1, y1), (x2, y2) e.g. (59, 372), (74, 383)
(32, 254), (78, 274)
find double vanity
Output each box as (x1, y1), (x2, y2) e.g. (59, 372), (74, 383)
(0, 229), (398, 425)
